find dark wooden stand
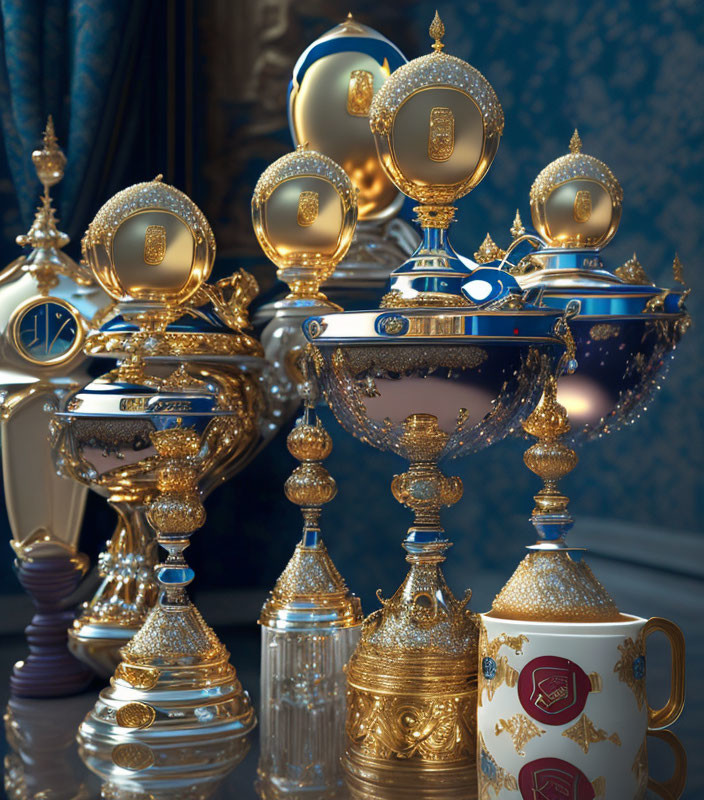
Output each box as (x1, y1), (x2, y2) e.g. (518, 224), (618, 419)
(10, 556), (94, 697)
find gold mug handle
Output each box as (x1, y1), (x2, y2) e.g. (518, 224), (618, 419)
(643, 617), (686, 730)
(646, 729), (687, 799)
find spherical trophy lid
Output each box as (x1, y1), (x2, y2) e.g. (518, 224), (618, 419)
(529, 130), (623, 250)
(289, 14), (407, 221)
(82, 176), (215, 306)
(369, 12), (503, 207)
(252, 146), (358, 307)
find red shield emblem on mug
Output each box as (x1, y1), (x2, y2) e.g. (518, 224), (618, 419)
(519, 757), (595, 800)
(518, 656), (591, 725)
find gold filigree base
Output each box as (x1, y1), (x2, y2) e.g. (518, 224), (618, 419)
(345, 542), (477, 772)
(79, 601), (255, 747)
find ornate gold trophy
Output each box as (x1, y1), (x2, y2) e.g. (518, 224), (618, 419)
(287, 13), (418, 296)
(50, 177), (266, 745)
(0, 118), (111, 696)
(302, 14), (574, 788)
(252, 147), (364, 796)
(481, 130), (689, 440)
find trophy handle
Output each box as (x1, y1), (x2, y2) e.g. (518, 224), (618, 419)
(644, 617), (686, 730)
(646, 729), (687, 799)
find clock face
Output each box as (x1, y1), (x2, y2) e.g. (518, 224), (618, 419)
(11, 298), (83, 366)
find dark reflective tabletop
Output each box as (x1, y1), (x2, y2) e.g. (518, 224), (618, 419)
(0, 553), (699, 799)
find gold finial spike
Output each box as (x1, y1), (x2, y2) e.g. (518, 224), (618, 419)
(510, 209), (525, 240)
(569, 129), (583, 154)
(153, 173), (164, 182)
(347, 11), (354, 19)
(32, 114), (66, 190)
(672, 252), (685, 285)
(43, 115), (58, 150)
(429, 10), (445, 51)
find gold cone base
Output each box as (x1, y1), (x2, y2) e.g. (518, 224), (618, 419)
(489, 550), (621, 622)
(79, 601), (255, 747)
(345, 544), (477, 774)
(259, 539), (362, 630)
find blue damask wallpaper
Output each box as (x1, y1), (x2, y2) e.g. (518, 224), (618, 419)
(0, 0), (701, 605)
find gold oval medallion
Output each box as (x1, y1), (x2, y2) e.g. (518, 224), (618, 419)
(111, 742), (155, 771)
(114, 663), (160, 690)
(115, 701), (156, 729)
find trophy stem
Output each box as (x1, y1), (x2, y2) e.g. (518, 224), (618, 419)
(10, 553), (94, 698)
(258, 406), (362, 794)
(78, 424), (255, 746)
(391, 413), (463, 544)
(69, 502), (158, 677)
(490, 374), (620, 622)
(521, 375), (579, 550)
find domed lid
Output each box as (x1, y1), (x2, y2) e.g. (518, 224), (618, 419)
(82, 176), (215, 306)
(252, 146), (357, 305)
(530, 130), (622, 249)
(369, 12), (503, 207)
(289, 14), (407, 220)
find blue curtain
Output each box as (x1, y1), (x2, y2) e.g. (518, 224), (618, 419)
(0, 0), (148, 238)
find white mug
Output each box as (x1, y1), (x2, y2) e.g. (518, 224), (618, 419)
(477, 613), (685, 800)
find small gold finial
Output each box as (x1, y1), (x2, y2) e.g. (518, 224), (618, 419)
(347, 11), (354, 19)
(614, 252), (653, 286)
(153, 174), (164, 182)
(569, 129), (582, 154)
(672, 253), (685, 285)
(474, 232), (506, 264)
(510, 209), (525, 240)
(43, 115), (58, 151)
(429, 10), (445, 51)
(32, 114), (66, 190)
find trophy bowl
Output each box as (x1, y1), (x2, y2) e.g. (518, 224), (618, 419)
(304, 307), (568, 463)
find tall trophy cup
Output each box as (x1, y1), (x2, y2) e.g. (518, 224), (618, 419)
(303, 13), (575, 788)
(252, 147), (364, 795)
(57, 179), (275, 677)
(0, 118), (110, 697)
(287, 13), (418, 299)
(50, 177), (265, 745)
(486, 130), (690, 440)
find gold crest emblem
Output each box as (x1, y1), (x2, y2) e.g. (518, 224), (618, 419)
(573, 189), (592, 223)
(347, 69), (374, 116)
(297, 190), (319, 227)
(428, 106), (455, 162)
(143, 224), (167, 265)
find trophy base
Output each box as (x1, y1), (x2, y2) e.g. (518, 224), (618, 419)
(10, 555), (94, 698)
(79, 600), (256, 746)
(344, 541), (478, 775)
(68, 621), (141, 678)
(79, 724), (251, 799)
